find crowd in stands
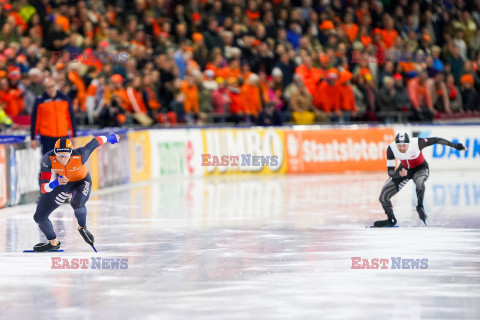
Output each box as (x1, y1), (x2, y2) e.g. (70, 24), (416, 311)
(0, 0), (480, 130)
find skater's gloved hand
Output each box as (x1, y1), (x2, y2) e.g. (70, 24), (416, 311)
(455, 143), (467, 151)
(399, 168), (408, 177)
(49, 176), (69, 189)
(107, 134), (120, 144)
(58, 176), (69, 185)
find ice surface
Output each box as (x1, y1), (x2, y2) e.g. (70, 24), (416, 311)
(0, 171), (479, 320)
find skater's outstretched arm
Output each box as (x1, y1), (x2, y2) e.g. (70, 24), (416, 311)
(418, 137), (467, 150)
(77, 134), (121, 164)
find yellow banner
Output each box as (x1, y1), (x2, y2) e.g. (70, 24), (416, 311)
(128, 131), (152, 182)
(201, 128), (287, 175)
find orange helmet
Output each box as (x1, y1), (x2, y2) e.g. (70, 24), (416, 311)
(54, 138), (73, 154)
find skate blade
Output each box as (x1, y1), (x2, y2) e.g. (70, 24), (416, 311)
(23, 250), (64, 253)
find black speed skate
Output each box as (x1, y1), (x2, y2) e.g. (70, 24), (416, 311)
(78, 226), (94, 245)
(416, 206), (427, 225)
(33, 241), (61, 252)
(373, 212), (397, 227)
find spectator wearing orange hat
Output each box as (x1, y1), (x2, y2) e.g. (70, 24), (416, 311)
(318, 20), (335, 46)
(4, 67), (25, 118)
(460, 74), (480, 112)
(316, 68), (342, 120)
(108, 74), (131, 112)
(318, 53), (331, 77)
(393, 73), (412, 113)
(98, 77), (128, 128)
(361, 73), (378, 122)
(192, 32), (208, 68)
(55, 15), (70, 33)
(46, 21), (69, 51)
(339, 70), (357, 122)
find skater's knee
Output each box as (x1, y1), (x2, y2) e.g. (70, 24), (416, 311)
(73, 206), (86, 214)
(379, 194), (390, 205)
(415, 177), (427, 190)
(71, 198), (85, 210)
(33, 212), (45, 222)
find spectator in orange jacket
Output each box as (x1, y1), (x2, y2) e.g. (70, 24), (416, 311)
(342, 12), (359, 43)
(30, 77), (76, 155)
(316, 68), (342, 120)
(180, 74), (199, 114)
(295, 55), (322, 96)
(67, 65), (86, 111)
(0, 70), (25, 117)
(227, 77), (245, 124)
(407, 71), (436, 121)
(242, 73), (263, 117)
(126, 76), (148, 114)
(109, 74), (131, 112)
(339, 70), (357, 122)
(380, 17), (398, 49)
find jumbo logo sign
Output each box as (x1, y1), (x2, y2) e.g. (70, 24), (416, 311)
(201, 128), (287, 174)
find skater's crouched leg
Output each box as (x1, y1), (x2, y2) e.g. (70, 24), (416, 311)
(33, 193), (61, 240)
(378, 179), (399, 215)
(71, 177), (91, 227)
